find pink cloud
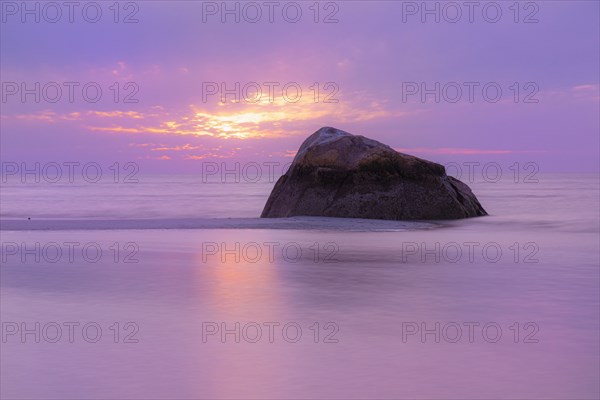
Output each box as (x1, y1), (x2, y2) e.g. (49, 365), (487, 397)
(572, 84), (598, 91)
(394, 147), (540, 155)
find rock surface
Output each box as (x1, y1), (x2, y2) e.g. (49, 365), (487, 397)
(261, 127), (487, 220)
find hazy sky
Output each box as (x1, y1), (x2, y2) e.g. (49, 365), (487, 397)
(1, 0), (599, 173)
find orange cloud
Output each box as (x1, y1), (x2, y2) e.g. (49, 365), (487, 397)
(88, 111), (144, 119)
(9, 88), (409, 140)
(151, 144), (203, 151)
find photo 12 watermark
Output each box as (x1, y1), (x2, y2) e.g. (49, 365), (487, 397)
(1, 81), (140, 104)
(198, 161), (290, 183)
(202, 321), (340, 343)
(193, 162), (540, 184)
(200, 1), (340, 24)
(402, 321), (540, 343)
(401, 82), (540, 104)
(200, 241), (340, 264)
(201, 81), (339, 104)
(1, 241), (140, 264)
(1, 1), (140, 24)
(400, 2), (540, 24)
(398, 241), (540, 264)
(1, 162), (140, 184)
(444, 162), (539, 184)
(2, 321), (140, 343)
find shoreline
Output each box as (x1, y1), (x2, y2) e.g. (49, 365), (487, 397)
(0, 216), (440, 232)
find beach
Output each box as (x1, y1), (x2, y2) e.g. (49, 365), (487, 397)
(1, 173), (598, 399)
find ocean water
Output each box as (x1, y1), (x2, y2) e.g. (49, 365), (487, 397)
(1, 174), (599, 399)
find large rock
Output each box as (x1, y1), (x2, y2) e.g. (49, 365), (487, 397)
(261, 127), (487, 220)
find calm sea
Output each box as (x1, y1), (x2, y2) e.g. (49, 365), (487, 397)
(1, 173), (599, 399)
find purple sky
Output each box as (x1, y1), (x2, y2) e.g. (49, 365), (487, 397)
(1, 1), (599, 173)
